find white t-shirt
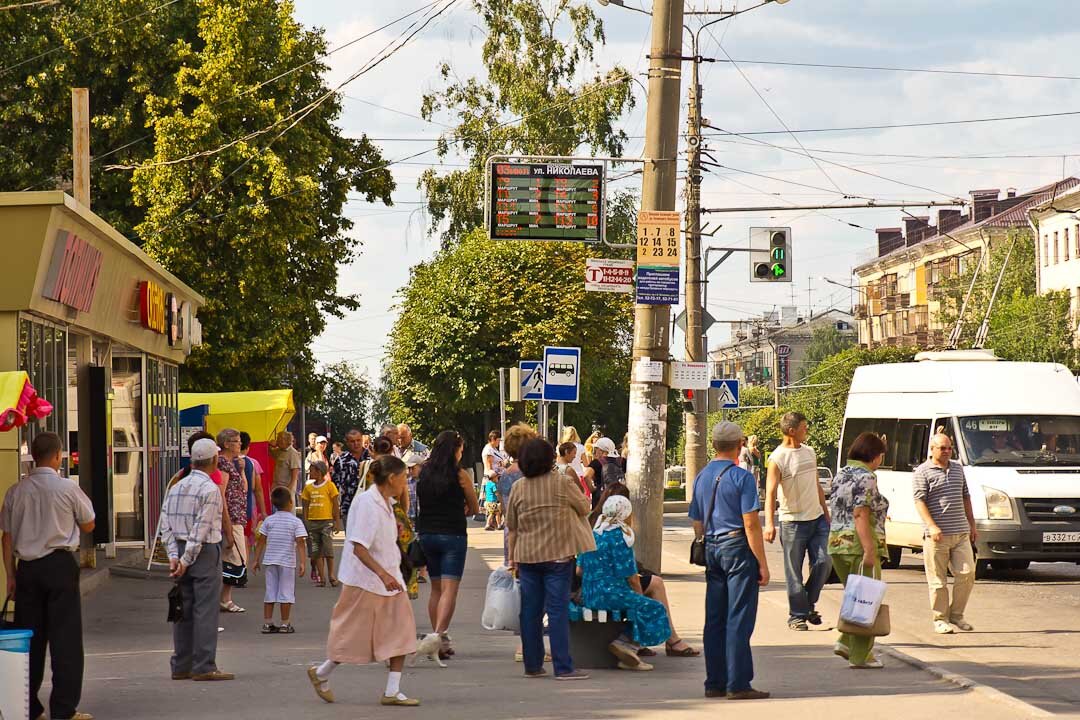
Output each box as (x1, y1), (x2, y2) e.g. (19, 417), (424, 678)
(482, 443), (508, 478)
(337, 485), (405, 596)
(258, 511), (307, 567)
(569, 442), (586, 479)
(768, 444), (823, 522)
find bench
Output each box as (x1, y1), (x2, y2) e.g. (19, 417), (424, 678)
(568, 604), (629, 669)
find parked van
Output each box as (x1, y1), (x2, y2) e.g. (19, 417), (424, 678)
(840, 350), (1080, 575)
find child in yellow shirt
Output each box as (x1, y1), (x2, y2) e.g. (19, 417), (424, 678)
(301, 460), (341, 587)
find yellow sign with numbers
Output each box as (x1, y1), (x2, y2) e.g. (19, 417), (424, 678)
(636, 210), (681, 267)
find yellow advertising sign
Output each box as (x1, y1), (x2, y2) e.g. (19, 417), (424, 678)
(636, 210), (681, 267)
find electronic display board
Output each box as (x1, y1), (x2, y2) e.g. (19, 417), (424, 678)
(489, 162), (604, 241)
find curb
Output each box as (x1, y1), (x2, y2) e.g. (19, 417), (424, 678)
(874, 643), (1052, 718)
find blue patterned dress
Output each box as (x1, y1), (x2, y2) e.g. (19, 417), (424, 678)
(578, 529), (671, 647)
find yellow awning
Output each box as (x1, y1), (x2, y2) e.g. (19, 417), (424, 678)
(178, 389), (295, 443)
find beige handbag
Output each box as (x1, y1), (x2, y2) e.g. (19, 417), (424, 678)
(838, 604), (891, 637)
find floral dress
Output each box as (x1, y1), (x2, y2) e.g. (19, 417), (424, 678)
(827, 462), (889, 559)
(577, 529), (671, 647)
(394, 501), (419, 600)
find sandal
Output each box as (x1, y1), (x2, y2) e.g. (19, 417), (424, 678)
(637, 647), (657, 657)
(665, 640), (700, 657)
(220, 601), (245, 613)
(261, 623), (278, 634)
(328, 578), (339, 588)
(278, 624), (295, 634)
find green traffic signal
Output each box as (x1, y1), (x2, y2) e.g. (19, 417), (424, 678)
(771, 247), (784, 261)
(771, 263), (786, 278)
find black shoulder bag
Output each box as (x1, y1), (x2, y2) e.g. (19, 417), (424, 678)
(689, 464), (735, 566)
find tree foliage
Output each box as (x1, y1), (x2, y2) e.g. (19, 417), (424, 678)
(419, 0), (635, 244)
(315, 361), (374, 436)
(938, 232), (1076, 367)
(1, 1), (394, 402)
(387, 226), (634, 448)
(799, 325), (855, 378)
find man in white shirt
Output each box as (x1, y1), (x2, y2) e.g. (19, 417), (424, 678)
(763, 412), (832, 631)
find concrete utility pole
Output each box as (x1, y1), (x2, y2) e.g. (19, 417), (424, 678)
(682, 44), (708, 504)
(626, 0), (684, 574)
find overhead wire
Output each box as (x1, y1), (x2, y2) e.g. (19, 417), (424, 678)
(715, 58), (1080, 83)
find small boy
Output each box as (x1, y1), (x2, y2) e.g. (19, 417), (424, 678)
(558, 441), (591, 499)
(482, 474), (501, 530)
(254, 487), (308, 634)
(301, 460), (342, 588)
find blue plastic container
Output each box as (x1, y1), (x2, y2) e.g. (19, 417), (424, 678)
(0, 629), (32, 653)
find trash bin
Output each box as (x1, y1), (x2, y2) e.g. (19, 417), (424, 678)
(0, 629), (33, 720)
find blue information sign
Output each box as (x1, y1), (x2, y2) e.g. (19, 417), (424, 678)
(635, 266), (680, 305)
(542, 346), (581, 403)
(710, 378), (740, 409)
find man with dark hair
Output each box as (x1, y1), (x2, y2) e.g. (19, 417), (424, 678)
(1, 431), (96, 720)
(159, 438), (234, 682)
(689, 421), (770, 701)
(333, 429), (371, 525)
(764, 411), (832, 631)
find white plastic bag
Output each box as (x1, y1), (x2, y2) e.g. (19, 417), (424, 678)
(481, 566), (521, 632)
(839, 572), (887, 627)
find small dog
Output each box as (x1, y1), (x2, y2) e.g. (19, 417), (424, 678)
(408, 632), (447, 668)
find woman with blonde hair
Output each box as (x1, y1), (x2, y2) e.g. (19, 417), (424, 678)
(560, 425), (587, 480)
(583, 430), (602, 464)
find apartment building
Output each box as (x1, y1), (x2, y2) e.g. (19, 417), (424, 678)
(853, 178), (1080, 348)
(1029, 183), (1080, 329)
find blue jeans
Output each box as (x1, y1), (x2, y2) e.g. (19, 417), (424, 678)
(779, 515), (832, 621)
(704, 534), (760, 693)
(517, 561), (574, 676)
(418, 533), (468, 580)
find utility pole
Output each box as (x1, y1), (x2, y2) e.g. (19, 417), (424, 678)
(682, 42), (708, 501)
(626, 0), (684, 574)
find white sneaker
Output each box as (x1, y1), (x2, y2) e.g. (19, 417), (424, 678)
(934, 620), (955, 634)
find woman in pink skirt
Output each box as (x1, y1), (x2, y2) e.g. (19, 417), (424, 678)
(306, 455), (420, 707)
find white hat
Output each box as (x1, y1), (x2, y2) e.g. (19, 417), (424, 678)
(402, 451), (428, 468)
(316, 435), (327, 443)
(191, 438), (220, 462)
(593, 437), (618, 456)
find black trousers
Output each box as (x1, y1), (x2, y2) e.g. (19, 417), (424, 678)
(14, 550), (84, 720)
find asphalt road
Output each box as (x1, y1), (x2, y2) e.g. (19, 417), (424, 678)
(662, 516), (1080, 715)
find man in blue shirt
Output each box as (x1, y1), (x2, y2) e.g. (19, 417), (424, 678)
(689, 421), (770, 701)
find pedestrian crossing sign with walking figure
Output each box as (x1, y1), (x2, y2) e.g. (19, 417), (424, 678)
(711, 379), (740, 409)
(520, 360), (544, 401)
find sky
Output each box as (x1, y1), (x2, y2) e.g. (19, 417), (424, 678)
(292, 0), (1080, 381)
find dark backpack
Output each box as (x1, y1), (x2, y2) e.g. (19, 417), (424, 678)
(601, 461), (625, 488)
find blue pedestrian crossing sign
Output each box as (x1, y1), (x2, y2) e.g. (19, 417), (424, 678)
(710, 379), (740, 409)
(542, 346), (581, 403)
(520, 361), (544, 400)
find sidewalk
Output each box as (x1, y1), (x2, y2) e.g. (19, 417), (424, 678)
(73, 525), (1037, 719)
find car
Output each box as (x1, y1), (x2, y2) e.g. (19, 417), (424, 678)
(817, 466), (833, 496)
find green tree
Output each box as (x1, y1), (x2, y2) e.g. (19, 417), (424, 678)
(0, 0), (198, 235)
(130, 0), (394, 401)
(799, 325), (855, 378)
(419, 0), (634, 244)
(387, 227), (633, 451)
(315, 361), (374, 437)
(938, 233), (1076, 366)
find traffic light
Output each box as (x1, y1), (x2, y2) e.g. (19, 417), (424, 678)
(680, 389), (695, 412)
(750, 227), (791, 283)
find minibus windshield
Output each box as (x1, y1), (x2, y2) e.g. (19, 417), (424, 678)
(959, 415), (1080, 466)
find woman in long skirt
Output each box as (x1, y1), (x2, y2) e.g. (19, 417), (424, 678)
(306, 455), (420, 707)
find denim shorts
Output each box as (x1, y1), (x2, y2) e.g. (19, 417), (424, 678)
(419, 533), (468, 580)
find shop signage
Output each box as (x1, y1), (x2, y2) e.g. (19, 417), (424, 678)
(139, 280), (167, 334)
(42, 230), (103, 313)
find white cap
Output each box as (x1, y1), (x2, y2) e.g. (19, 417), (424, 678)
(191, 438), (220, 462)
(316, 435), (327, 443)
(593, 437), (617, 456)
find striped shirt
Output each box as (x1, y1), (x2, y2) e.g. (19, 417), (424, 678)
(257, 511), (307, 567)
(504, 468), (595, 564)
(158, 469), (223, 567)
(912, 459), (971, 536)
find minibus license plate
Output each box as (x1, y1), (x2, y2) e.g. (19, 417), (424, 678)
(1043, 532), (1080, 543)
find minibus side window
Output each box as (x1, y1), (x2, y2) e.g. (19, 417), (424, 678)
(895, 420), (931, 472)
(841, 418), (898, 469)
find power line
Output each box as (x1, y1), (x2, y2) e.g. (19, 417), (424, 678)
(0, 0), (185, 77)
(716, 58), (1080, 83)
(0, 0), (58, 10)
(706, 136), (1080, 162)
(701, 109), (1080, 138)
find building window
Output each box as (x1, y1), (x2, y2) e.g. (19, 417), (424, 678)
(1043, 234), (1049, 266)
(1066, 228), (1071, 262)
(1054, 231), (1060, 264)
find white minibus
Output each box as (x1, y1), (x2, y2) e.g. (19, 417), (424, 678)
(839, 350), (1080, 575)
